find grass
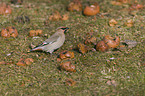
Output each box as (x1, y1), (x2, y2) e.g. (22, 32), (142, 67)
(0, 0), (145, 95)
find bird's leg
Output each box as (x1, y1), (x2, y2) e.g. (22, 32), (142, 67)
(45, 52), (57, 56)
(45, 52), (50, 55)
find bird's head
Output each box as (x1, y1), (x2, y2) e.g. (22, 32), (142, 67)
(56, 26), (69, 33)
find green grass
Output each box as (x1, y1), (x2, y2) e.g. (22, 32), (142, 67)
(0, 0), (145, 95)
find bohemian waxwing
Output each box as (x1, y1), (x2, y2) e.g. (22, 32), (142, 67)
(30, 26), (69, 53)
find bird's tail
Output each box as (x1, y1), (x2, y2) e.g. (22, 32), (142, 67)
(30, 47), (42, 52)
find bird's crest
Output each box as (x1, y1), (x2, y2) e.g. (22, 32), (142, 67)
(56, 26), (64, 30)
(56, 26), (69, 30)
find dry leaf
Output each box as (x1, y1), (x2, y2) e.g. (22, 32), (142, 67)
(118, 0), (130, 3)
(24, 58), (34, 65)
(141, 62), (145, 66)
(1, 27), (18, 38)
(77, 43), (88, 54)
(67, 0), (82, 12)
(130, 4), (143, 10)
(0, 61), (6, 65)
(16, 58), (26, 66)
(83, 3), (100, 16)
(1, 28), (10, 38)
(60, 61), (76, 72)
(103, 35), (120, 48)
(29, 30), (36, 37)
(57, 58), (61, 62)
(61, 14), (69, 20)
(65, 79), (76, 86)
(29, 30), (43, 37)
(49, 11), (61, 21)
(111, 1), (122, 5)
(109, 19), (118, 26)
(0, 3), (12, 15)
(65, 51), (74, 58)
(16, 58), (33, 66)
(85, 36), (96, 45)
(20, 83), (25, 87)
(96, 40), (109, 52)
(125, 19), (133, 27)
(8, 26), (18, 38)
(59, 51), (74, 60)
(35, 30), (43, 36)
(118, 44), (126, 50)
(141, 56), (145, 66)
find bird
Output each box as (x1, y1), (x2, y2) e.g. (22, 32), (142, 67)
(30, 26), (69, 54)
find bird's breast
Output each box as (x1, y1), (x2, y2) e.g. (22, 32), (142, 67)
(51, 35), (65, 49)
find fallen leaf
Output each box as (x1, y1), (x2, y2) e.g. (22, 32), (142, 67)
(1, 28), (10, 38)
(130, 4), (143, 10)
(29, 30), (36, 37)
(96, 40), (109, 52)
(118, 0), (130, 3)
(141, 61), (145, 66)
(67, 0), (82, 12)
(0, 61), (6, 65)
(1, 26), (18, 38)
(111, 1), (122, 5)
(35, 30), (43, 36)
(83, 3), (100, 16)
(59, 51), (74, 60)
(118, 44), (126, 50)
(0, 3), (12, 15)
(8, 26), (18, 38)
(103, 35), (120, 48)
(65, 79), (76, 86)
(16, 58), (26, 66)
(61, 14), (69, 20)
(125, 19), (133, 27)
(20, 83), (25, 87)
(77, 43), (88, 54)
(57, 58), (61, 62)
(49, 11), (61, 21)
(85, 36), (96, 45)
(24, 58), (34, 65)
(29, 30), (43, 37)
(109, 19), (118, 26)
(60, 61), (76, 72)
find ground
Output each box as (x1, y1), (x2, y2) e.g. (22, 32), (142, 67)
(0, 0), (145, 95)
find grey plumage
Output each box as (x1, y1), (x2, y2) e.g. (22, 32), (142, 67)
(30, 27), (69, 53)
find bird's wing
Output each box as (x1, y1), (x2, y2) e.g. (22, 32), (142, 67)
(44, 33), (60, 44)
(36, 34), (60, 47)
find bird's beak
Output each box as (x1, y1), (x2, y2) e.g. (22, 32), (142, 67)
(65, 27), (69, 30)
(64, 27), (69, 33)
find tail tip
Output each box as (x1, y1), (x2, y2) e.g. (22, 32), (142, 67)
(29, 48), (42, 52)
